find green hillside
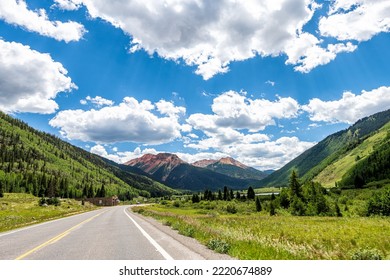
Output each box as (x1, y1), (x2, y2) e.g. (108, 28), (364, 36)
(0, 111), (176, 200)
(338, 129), (390, 188)
(314, 122), (390, 187)
(258, 109), (390, 187)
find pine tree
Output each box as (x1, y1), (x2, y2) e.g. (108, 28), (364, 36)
(255, 196), (262, 212)
(99, 184), (106, 197)
(335, 202), (342, 217)
(270, 201), (276, 216)
(279, 188), (290, 209)
(247, 186), (255, 200)
(289, 170), (302, 198)
(229, 189), (234, 201)
(223, 186), (228, 201)
(218, 189), (223, 200)
(191, 194), (200, 203)
(87, 184), (94, 198)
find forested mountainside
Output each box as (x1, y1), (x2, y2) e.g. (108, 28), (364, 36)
(0, 111), (176, 200)
(259, 109), (390, 188)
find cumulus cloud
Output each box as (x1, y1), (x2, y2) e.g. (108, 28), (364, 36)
(156, 99), (186, 117)
(303, 86), (390, 124)
(0, 0), (85, 42)
(64, 0), (325, 79)
(46, 0), (389, 78)
(49, 97), (186, 144)
(0, 39), (77, 114)
(319, 0), (390, 42)
(90, 145), (161, 164)
(181, 90), (313, 169)
(188, 91), (300, 133)
(285, 32), (357, 73)
(184, 134), (314, 170)
(80, 96), (114, 107)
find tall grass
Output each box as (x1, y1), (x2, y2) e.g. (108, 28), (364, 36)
(0, 193), (97, 232)
(133, 200), (390, 260)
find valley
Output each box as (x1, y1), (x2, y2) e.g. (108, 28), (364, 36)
(1, 109), (390, 260)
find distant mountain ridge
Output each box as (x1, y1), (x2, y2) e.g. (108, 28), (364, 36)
(126, 153), (185, 181)
(192, 159), (218, 168)
(258, 108), (390, 187)
(124, 154), (264, 191)
(192, 157), (267, 180)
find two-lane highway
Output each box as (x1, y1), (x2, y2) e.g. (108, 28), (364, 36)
(0, 206), (222, 260)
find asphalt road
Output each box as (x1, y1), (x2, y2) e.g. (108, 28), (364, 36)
(0, 206), (231, 260)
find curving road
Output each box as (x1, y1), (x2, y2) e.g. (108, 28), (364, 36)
(0, 206), (230, 260)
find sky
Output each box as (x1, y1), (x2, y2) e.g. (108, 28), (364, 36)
(0, 0), (389, 171)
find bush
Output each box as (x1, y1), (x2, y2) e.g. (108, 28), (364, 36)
(207, 239), (230, 254)
(367, 186), (390, 216)
(351, 248), (383, 260)
(290, 196), (306, 216)
(39, 197), (61, 206)
(173, 200), (181, 208)
(160, 200), (168, 205)
(179, 226), (195, 237)
(270, 201), (276, 216)
(226, 204), (237, 214)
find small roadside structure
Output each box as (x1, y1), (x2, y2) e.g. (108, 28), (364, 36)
(84, 195), (119, 206)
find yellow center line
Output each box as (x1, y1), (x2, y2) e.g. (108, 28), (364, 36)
(15, 210), (107, 260)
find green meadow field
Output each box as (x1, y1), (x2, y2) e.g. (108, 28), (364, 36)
(133, 198), (390, 260)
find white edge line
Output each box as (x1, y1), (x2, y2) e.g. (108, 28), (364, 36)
(123, 207), (174, 260)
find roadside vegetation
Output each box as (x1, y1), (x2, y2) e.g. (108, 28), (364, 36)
(0, 193), (97, 232)
(133, 171), (390, 260)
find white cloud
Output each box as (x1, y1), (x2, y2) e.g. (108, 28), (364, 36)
(90, 145), (160, 164)
(53, 0), (83, 11)
(187, 91), (300, 133)
(49, 97), (186, 144)
(184, 133), (314, 170)
(182, 90), (313, 170)
(71, 0), (325, 79)
(47, 0), (388, 78)
(80, 96), (114, 107)
(0, 39), (77, 114)
(303, 86), (390, 124)
(156, 99), (186, 117)
(226, 136), (315, 170)
(319, 0), (390, 42)
(285, 32), (357, 73)
(0, 0), (85, 42)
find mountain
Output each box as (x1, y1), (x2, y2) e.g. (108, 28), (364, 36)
(258, 109), (390, 188)
(0, 111), (176, 200)
(192, 157), (267, 180)
(125, 153), (261, 191)
(126, 153), (185, 181)
(191, 159), (218, 168)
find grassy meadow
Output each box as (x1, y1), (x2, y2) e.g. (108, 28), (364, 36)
(133, 197), (390, 260)
(0, 193), (97, 232)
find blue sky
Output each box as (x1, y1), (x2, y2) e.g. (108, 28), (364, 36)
(0, 0), (389, 170)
